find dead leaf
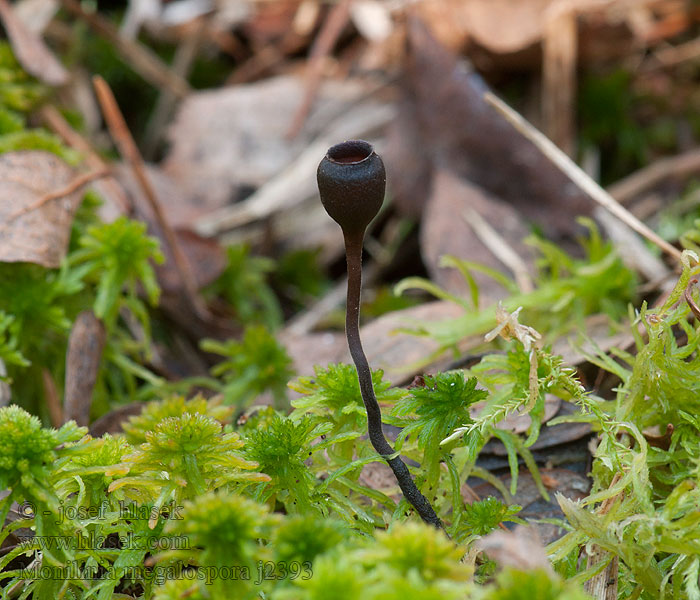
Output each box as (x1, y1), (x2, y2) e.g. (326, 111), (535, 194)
(0, 151), (84, 268)
(0, 0), (68, 86)
(14, 0), (59, 35)
(477, 525), (553, 572)
(552, 313), (635, 366)
(387, 18), (594, 239)
(114, 163), (228, 292)
(164, 76), (378, 214)
(278, 330), (347, 381)
(421, 170), (535, 300)
(281, 301), (466, 384)
(361, 300), (466, 382)
(359, 461), (398, 493)
(413, 0), (659, 56)
(156, 229), (228, 293)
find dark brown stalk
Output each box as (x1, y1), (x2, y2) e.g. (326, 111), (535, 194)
(317, 139), (441, 528)
(344, 230), (442, 528)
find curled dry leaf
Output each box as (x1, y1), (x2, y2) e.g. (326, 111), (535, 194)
(0, 151), (84, 268)
(0, 0), (68, 85)
(359, 300), (467, 383)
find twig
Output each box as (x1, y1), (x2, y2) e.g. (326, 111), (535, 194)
(684, 278), (700, 319)
(41, 369), (63, 427)
(607, 148), (700, 204)
(462, 208), (534, 293)
(646, 36), (700, 69)
(484, 92), (683, 263)
(594, 206), (669, 281)
(287, 0), (351, 138)
(6, 167), (110, 221)
(0, 359), (10, 407)
(93, 75), (210, 320)
(143, 18), (206, 159)
(60, 0), (191, 98)
(39, 104), (131, 213)
(542, 7), (577, 155)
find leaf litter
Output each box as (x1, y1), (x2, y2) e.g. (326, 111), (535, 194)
(0, 1), (699, 597)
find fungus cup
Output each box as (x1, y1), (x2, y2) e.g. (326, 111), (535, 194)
(317, 140), (442, 528)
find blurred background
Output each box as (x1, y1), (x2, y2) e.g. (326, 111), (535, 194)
(0, 0), (699, 419)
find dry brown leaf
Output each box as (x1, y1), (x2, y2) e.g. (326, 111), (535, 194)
(414, 0), (663, 55)
(463, 0), (553, 53)
(421, 170), (535, 301)
(0, 0), (68, 85)
(64, 310), (105, 427)
(359, 461), (398, 494)
(0, 151), (84, 267)
(387, 17), (595, 238)
(477, 525), (553, 572)
(281, 301), (465, 384)
(164, 76), (374, 212)
(278, 330), (347, 381)
(410, 0), (558, 54)
(361, 300), (466, 383)
(155, 229), (227, 293)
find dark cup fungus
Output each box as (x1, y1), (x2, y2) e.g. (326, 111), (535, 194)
(317, 140), (385, 237)
(317, 140), (442, 529)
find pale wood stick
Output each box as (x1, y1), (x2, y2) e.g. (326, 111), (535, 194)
(484, 91), (682, 262)
(93, 75), (210, 320)
(61, 0), (190, 98)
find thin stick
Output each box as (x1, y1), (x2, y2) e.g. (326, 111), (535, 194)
(462, 208), (534, 293)
(607, 148), (700, 204)
(484, 92), (683, 262)
(287, 0), (351, 138)
(61, 0), (190, 98)
(41, 369), (63, 427)
(39, 104), (131, 213)
(93, 75), (210, 320)
(7, 168), (110, 221)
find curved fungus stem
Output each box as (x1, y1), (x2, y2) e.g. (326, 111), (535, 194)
(317, 140), (442, 528)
